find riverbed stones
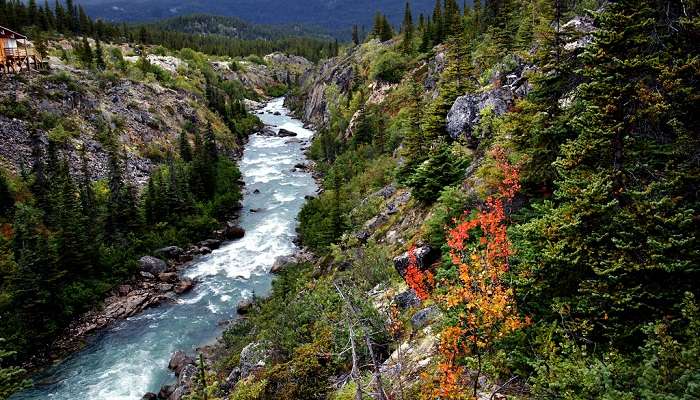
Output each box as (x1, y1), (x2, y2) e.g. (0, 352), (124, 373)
(139, 256), (168, 275)
(158, 272), (179, 283)
(157, 283), (174, 292)
(117, 285), (132, 297)
(199, 239), (221, 250)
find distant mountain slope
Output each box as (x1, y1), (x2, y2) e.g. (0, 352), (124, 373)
(147, 14), (332, 41)
(80, 0), (439, 37)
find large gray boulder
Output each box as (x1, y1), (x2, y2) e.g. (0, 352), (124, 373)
(446, 88), (514, 147)
(168, 351), (195, 375)
(393, 246), (441, 278)
(139, 256), (168, 275)
(154, 246), (184, 260)
(271, 255), (296, 274)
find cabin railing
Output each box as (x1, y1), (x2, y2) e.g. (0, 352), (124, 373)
(3, 48), (36, 58)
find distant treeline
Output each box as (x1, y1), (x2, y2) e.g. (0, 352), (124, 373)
(0, 0), (337, 61)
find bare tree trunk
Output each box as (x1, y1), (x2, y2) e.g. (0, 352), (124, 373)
(349, 323), (364, 400)
(364, 333), (388, 400)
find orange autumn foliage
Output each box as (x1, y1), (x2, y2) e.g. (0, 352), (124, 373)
(404, 244), (434, 301)
(430, 147), (527, 399)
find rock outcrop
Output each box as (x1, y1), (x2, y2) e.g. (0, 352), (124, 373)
(393, 245), (441, 278)
(139, 256), (168, 275)
(446, 60), (534, 147)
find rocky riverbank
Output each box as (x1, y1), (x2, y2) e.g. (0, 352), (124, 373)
(34, 222), (247, 372)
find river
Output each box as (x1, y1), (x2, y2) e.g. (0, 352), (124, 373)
(12, 97), (317, 400)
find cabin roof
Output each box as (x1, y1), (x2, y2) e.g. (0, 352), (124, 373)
(0, 26), (27, 40)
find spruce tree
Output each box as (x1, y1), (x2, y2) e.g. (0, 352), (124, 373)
(94, 39), (106, 70)
(0, 171), (13, 219)
(401, 2), (415, 54)
(352, 25), (360, 46)
(514, 0), (700, 346)
(79, 36), (93, 68)
(431, 0), (443, 44)
(179, 130), (193, 162)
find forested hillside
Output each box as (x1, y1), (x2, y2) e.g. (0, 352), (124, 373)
(0, 0), (337, 61)
(180, 0), (699, 399)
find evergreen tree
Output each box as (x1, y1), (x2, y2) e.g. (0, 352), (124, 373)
(78, 36), (93, 68)
(401, 1), (415, 54)
(514, 0), (700, 346)
(352, 25), (360, 46)
(94, 39), (106, 70)
(431, 0), (444, 43)
(179, 130), (193, 162)
(0, 171), (13, 218)
(27, 0), (38, 26)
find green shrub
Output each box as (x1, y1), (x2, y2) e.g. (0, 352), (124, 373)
(369, 50), (406, 83)
(406, 143), (469, 204)
(265, 83), (288, 97)
(0, 99), (31, 120)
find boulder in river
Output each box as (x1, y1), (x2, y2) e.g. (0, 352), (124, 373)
(141, 393), (157, 400)
(259, 126), (276, 136)
(222, 225), (245, 240)
(139, 256), (168, 275)
(174, 278), (194, 294)
(277, 128), (297, 137)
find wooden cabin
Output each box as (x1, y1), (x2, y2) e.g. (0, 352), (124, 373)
(0, 26), (41, 75)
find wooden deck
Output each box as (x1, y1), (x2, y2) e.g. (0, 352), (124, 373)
(0, 46), (40, 75)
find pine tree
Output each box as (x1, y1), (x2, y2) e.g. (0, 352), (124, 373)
(179, 130), (193, 162)
(431, 0), (443, 44)
(352, 25), (360, 46)
(94, 39), (106, 70)
(27, 0), (38, 26)
(514, 0), (700, 346)
(380, 15), (394, 41)
(78, 36), (93, 68)
(0, 171), (13, 218)
(401, 1), (415, 54)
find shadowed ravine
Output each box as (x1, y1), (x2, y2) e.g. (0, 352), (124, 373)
(12, 98), (317, 400)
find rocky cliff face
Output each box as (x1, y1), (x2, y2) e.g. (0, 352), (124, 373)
(0, 49), (311, 188)
(0, 70), (216, 187)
